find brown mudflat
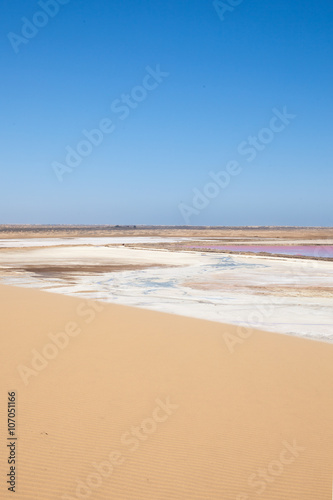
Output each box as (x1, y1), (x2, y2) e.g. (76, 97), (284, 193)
(0, 263), (167, 278)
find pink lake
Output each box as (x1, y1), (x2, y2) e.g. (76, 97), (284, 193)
(188, 245), (333, 258)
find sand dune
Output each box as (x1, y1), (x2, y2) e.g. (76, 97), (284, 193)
(0, 284), (332, 499)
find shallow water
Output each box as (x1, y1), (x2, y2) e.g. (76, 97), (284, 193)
(189, 245), (333, 258)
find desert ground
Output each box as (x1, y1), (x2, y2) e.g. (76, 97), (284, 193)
(0, 226), (332, 499)
(1, 224), (333, 240)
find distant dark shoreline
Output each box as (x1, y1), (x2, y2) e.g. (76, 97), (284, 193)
(0, 224), (332, 232)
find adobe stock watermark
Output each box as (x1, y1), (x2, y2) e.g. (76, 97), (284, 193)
(62, 397), (179, 499)
(178, 106), (296, 224)
(17, 300), (104, 385)
(236, 439), (306, 498)
(213, 0), (244, 22)
(7, 0), (70, 54)
(222, 249), (332, 354)
(52, 65), (169, 182)
(223, 290), (297, 354)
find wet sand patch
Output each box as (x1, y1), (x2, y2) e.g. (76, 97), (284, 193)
(183, 280), (333, 297)
(0, 263), (169, 279)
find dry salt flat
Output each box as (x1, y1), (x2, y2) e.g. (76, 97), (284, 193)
(0, 237), (332, 342)
(0, 236), (198, 248)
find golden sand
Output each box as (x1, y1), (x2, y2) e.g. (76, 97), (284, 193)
(0, 284), (332, 499)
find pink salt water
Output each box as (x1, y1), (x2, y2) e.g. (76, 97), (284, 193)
(188, 245), (333, 258)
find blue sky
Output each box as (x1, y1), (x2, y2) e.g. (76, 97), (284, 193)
(1, 0), (332, 225)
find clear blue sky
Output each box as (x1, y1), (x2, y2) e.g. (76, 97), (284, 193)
(1, 0), (332, 225)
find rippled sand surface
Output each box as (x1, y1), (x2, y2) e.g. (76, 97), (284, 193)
(1, 284), (333, 499)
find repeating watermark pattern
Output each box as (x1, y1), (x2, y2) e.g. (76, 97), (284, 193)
(62, 397), (179, 499)
(178, 106), (296, 224)
(213, 0), (245, 22)
(7, 0), (70, 54)
(52, 65), (169, 182)
(236, 440), (306, 498)
(17, 300), (104, 385)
